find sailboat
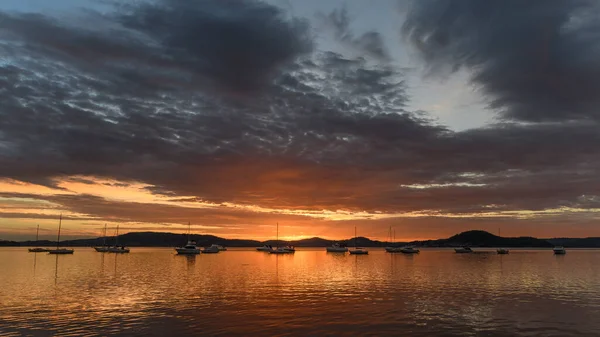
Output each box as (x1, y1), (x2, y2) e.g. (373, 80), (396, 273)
(399, 229), (420, 254)
(496, 228), (509, 254)
(107, 225), (130, 253)
(175, 222), (201, 255)
(270, 222), (295, 254)
(349, 226), (368, 255)
(48, 214), (74, 254)
(29, 225), (49, 252)
(385, 226), (401, 253)
(94, 224), (110, 252)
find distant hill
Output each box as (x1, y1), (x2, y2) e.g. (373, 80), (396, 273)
(413, 230), (553, 248)
(4, 230), (600, 248)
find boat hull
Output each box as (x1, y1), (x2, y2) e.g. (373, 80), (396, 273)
(400, 248), (420, 254)
(553, 250), (566, 255)
(349, 249), (368, 255)
(48, 249), (74, 254)
(497, 249), (509, 254)
(175, 248), (200, 255)
(326, 247), (348, 253)
(28, 248), (49, 252)
(385, 247), (402, 253)
(454, 248), (473, 253)
(94, 247), (110, 252)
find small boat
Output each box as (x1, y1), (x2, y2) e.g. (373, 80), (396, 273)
(349, 226), (368, 255)
(454, 246), (473, 253)
(496, 228), (509, 254)
(268, 223), (295, 254)
(256, 245), (273, 252)
(400, 246), (420, 254)
(48, 214), (74, 255)
(94, 224), (110, 252)
(176, 222), (201, 255)
(384, 226), (401, 253)
(553, 246), (566, 255)
(202, 244), (221, 254)
(107, 225), (130, 253)
(29, 225), (49, 252)
(326, 242), (348, 253)
(216, 245), (227, 251)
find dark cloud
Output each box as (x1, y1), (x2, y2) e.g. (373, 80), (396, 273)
(402, 0), (600, 122)
(0, 0), (312, 95)
(317, 7), (389, 61)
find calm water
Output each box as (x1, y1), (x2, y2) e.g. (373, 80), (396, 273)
(1, 248), (599, 337)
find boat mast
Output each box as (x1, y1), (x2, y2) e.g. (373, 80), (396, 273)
(36, 224), (39, 242)
(354, 226), (357, 249)
(277, 222), (279, 248)
(115, 225), (119, 247)
(188, 222), (191, 241)
(103, 224), (107, 246)
(56, 214), (62, 249)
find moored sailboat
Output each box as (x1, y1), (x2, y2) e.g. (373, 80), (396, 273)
(349, 226), (368, 255)
(107, 225), (130, 253)
(29, 225), (49, 252)
(175, 222), (201, 255)
(270, 223), (295, 254)
(48, 215), (74, 254)
(94, 224), (110, 252)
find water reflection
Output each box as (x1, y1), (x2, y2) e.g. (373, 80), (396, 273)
(1, 248), (599, 336)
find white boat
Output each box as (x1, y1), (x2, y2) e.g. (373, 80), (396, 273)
(268, 223), (295, 254)
(454, 246), (473, 253)
(48, 214), (74, 255)
(326, 242), (348, 253)
(107, 225), (130, 253)
(216, 245), (227, 251)
(400, 246), (420, 254)
(349, 226), (368, 255)
(29, 225), (49, 252)
(176, 241), (201, 255)
(384, 226), (401, 253)
(202, 244), (221, 254)
(553, 246), (566, 255)
(256, 245), (273, 252)
(94, 224), (110, 252)
(176, 222), (201, 255)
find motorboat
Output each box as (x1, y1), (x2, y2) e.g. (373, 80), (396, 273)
(553, 246), (566, 255)
(497, 248), (509, 254)
(454, 246), (473, 253)
(256, 245), (273, 252)
(175, 240), (201, 255)
(202, 244), (221, 254)
(270, 246), (295, 254)
(108, 246), (130, 253)
(400, 246), (420, 254)
(349, 248), (369, 255)
(176, 222), (201, 255)
(28, 225), (49, 252)
(29, 247), (50, 252)
(107, 225), (130, 253)
(48, 214), (74, 255)
(94, 224), (110, 252)
(348, 226), (368, 255)
(326, 243), (348, 253)
(48, 248), (74, 254)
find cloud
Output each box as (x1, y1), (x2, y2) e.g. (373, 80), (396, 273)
(317, 6), (390, 61)
(0, 0), (313, 95)
(402, 0), (600, 122)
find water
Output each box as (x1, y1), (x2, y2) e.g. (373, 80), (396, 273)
(1, 248), (599, 336)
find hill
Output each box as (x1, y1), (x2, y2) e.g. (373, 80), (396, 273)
(4, 230), (600, 248)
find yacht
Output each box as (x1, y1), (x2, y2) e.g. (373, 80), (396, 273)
(553, 246), (566, 255)
(28, 225), (49, 252)
(202, 244), (221, 254)
(94, 224), (110, 252)
(48, 214), (74, 255)
(268, 223), (295, 254)
(454, 246), (473, 253)
(256, 245), (273, 252)
(326, 242), (348, 253)
(349, 226), (368, 255)
(176, 240), (201, 255)
(400, 246), (420, 254)
(176, 222), (201, 255)
(496, 248), (509, 254)
(384, 226), (401, 253)
(108, 225), (130, 253)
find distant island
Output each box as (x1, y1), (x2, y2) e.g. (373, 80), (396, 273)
(2, 230), (600, 248)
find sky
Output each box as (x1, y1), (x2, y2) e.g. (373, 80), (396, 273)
(1, 0), (600, 241)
